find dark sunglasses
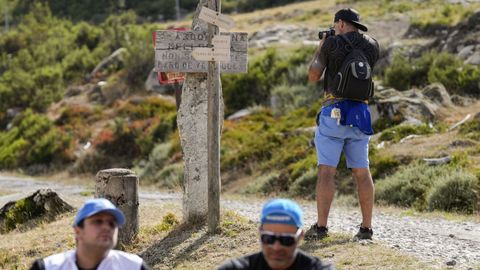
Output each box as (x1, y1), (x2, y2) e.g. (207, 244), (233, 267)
(260, 229), (301, 247)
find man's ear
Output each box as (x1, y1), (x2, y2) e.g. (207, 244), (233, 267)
(74, 226), (81, 239)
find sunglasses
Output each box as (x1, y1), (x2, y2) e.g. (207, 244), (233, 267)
(260, 229), (301, 247)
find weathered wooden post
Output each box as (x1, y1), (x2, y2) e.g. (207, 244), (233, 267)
(153, 0), (248, 230)
(206, 0), (221, 233)
(95, 168), (139, 245)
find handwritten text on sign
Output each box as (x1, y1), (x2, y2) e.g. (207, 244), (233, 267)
(154, 30), (248, 73)
(198, 6), (235, 30)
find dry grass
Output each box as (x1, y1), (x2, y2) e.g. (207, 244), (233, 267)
(0, 200), (178, 269)
(302, 233), (433, 270)
(0, 200), (431, 270)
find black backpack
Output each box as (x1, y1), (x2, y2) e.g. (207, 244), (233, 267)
(330, 35), (374, 100)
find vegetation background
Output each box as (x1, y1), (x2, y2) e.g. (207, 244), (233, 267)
(0, 0), (479, 268)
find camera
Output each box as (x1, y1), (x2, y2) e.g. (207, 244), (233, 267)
(318, 27), (335, 39)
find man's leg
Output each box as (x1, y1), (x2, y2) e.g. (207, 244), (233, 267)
(352, 168), (374, 228)
(316, 165), (337, 227)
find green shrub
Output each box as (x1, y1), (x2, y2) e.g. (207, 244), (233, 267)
(370, 155), (402, 179)
(3, 198), (44, 232)
(383, 51), (480, 96)
(153, 163), (184, 189)
(383, 53), (415, 90)
(458, 118), (480, 141)
(70, 151), (114, 175)
(123, 25), (156, 88)
(139, 142), (172, 181)
(73, 22), (103, 50)
(376, 164), (440, 210)
(271, 83), (321, 116)
(0, 110), (73, 169)
(0, 137), (28, 169)
(411, 4), (474, 32)
(222, 46), (315, 115)
(290, 168), (317, 199)
(376, 164), (479, 212)
(242, 172), (288, 195)
(62, 46), (98, 82)
(379, 123), (433, 142)
(427, 171), (478, 213)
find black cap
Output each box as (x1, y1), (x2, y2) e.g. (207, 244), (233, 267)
(334, 8), (368, 32)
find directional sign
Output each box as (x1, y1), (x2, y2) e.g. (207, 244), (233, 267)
(212, 35), (231, 49)
(198, 6), (235, 30)
(154, 30), (248, 73)
(192, 47), (230, 61)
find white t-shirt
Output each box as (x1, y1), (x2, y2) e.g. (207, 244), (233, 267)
(40, 249), (145, 270)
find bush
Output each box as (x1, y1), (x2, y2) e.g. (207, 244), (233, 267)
(376, 164), (479, 212)
(383, 51), (480, 96)
(271, 83), (321, 116)
(427, 171), (478, 213)
(0, 110), (72, 169)
(290, 168), (317, 199)
(153, 163), (184, 189)
(458, 118), (480, 141)
(370, 155), (402, 179)
(379, 123), (433, 142)
(383, 53), (415, 90)
(138, 142), (172, 181)
(70, 151), (115, 175)
(222, 46), (316, 116)
(376, 164), (439, 210)
(242, 173), (279, 194)
(410, 4), (474, 32)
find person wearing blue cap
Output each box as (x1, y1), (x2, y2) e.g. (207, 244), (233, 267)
(29, 198), (149, 270)
(217, 199), (334, 270)
(307, 7), (380, 240)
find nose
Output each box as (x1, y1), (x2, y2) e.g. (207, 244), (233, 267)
(271, 239), (283, 250)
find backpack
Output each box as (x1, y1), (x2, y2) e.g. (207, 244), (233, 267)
(330, 34), (374, 100)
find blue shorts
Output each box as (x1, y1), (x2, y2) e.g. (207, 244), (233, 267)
(314, 114), (371, 169)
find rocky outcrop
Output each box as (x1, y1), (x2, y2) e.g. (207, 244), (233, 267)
(0, 189), (73, 233)
(373, 83), (452, 124)
(249, 25), (316, 48)
(416, 10), (480, 65)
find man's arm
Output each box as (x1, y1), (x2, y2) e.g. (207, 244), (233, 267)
(308, 38), (327, 83)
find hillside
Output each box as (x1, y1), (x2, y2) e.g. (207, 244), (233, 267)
(1, 0), (480, 269)
(0, 0), (479, 210)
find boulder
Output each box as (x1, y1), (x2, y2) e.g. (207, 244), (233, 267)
(0, 189), (73, 233)
(373, 84), (452, 123)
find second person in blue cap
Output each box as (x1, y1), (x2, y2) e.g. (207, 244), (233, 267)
(218, 198), (335, 270)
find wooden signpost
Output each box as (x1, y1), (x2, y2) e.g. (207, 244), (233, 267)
(154, 0), (248, 233)
(154, 31), (248, 73)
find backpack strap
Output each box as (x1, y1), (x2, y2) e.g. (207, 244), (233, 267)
(339, 34), (355, 51)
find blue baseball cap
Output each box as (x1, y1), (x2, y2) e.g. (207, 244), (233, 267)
(73, 198), (125, 227)
(260, 199), (303, 228)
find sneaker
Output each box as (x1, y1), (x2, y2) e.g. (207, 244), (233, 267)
(353, 226), (373, 240)
(304, 224), (329, 240)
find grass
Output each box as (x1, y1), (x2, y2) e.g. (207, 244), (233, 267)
(302, 233), (432, 269)
(0, 198), (432, 270)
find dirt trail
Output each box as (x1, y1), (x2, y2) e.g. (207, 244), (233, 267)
(1, 175), (479, 269)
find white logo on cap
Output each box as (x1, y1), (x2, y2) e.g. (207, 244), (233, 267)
(266, 215), (292, 221)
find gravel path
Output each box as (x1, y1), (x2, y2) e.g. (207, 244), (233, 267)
(224, 199), (480, 269)
(1, 175), (479, 269)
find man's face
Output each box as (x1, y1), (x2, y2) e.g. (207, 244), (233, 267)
(75, 212), (118, 251)
(334, 20), (342, 35)
(260, 223), (302, 270)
